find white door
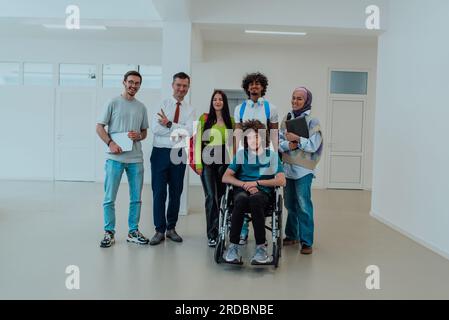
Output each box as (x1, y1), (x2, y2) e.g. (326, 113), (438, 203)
(326, 98), (366, 189)
(55, 88), (96, 181)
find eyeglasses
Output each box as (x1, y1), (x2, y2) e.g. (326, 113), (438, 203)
(127, 80), (141, 87)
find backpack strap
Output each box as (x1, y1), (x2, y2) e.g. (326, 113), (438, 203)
(264, 100), (271, 130)
(239, 101), (247, 123)
(264, 100), (270, 122)
(240, 100), (271, 124)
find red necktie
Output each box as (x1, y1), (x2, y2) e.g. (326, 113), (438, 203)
(173, 102), (181, 123)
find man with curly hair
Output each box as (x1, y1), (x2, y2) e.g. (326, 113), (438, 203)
(233, 72), (279, 245)
(222, 119), (285, 265)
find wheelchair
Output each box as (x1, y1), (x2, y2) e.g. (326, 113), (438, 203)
(214, 184), (283, 268)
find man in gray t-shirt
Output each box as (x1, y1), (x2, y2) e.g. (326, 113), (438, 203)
(96, 70), (150, 248)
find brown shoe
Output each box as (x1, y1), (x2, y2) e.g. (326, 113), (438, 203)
(300, 244), (313, 255)
(283, 238), (300, 246)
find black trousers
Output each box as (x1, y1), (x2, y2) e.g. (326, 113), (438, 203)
(200, 163), (227, 240)
(229, 187), (270, 245)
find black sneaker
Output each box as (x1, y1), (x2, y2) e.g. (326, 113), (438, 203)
(208, 238), (217, 247)
(127, 230), (149, 245)
(100, 231), (115, 248)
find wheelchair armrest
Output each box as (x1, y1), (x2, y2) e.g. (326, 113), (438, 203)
(274, 186), (282, 211)
(223, 184), (233, 203)
(274, 186), (281, 198)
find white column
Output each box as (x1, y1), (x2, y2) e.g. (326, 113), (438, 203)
(161, 21), (192, 215)
(161, 21), (192, 97)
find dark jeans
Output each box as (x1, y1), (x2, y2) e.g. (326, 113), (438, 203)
(150, 147), (186, 233)
(229, 187), (270, 245)
(200, 163), (227, 240)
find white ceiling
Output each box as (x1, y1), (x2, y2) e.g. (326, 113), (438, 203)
(0, 20), (378, 46)
(197, 24), (380, 46)
(0, 21), (162, 42)
(0, 0), (162, 21)
(0, 0), (382, 46)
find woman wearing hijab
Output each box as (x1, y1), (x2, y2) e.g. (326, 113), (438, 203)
(195, 90), (235, 247)
(279, 87), (323, 254)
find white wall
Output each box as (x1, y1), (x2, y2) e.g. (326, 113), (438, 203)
(190, 41), (378, 188)
(0, 87), (55, 180)
(0, 37), (161, 65)
(372, 0), (449, 258)
(0, 36), (162, 182)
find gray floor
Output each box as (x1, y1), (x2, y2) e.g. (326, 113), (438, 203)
(1, 180), (449, 300)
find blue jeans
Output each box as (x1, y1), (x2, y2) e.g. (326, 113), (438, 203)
(103, 160), (144, 234)
(284, 174), (314, 247)
(150, 147), (187, 233)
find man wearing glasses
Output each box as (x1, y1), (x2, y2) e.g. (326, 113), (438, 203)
(96, 70), (150, 247)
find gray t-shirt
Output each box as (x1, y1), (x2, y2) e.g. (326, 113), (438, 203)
(98, 95), (149, 163)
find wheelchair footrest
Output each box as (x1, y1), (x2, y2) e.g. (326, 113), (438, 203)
(223, 258), (244, 265)
(250, 257), (274, 266)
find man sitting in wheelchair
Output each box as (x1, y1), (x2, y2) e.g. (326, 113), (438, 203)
(222, 119), (286, 264)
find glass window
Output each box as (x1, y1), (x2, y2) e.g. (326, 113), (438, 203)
(24, 63), (53, 86)
(59, 64), (97, 87)
(138, 65), (162, 89)
(331, 71), (368, 95)
(102, 64), (138, 88)
(0, 62), (20, 85)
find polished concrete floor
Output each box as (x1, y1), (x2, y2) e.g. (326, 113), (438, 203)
(1, 180), (449, 300)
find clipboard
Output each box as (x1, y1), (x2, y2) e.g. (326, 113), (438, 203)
(106, 132), (133, 152)
(285, 116), (309, 139)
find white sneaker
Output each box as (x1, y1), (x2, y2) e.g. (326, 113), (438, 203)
(251, 244), (272, 264)
(225, 243), (241, 263)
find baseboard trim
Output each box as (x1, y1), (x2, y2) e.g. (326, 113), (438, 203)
(370, 210), (449, 261)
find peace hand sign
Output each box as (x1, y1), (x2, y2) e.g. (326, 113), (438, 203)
(158, 108), (170, 127)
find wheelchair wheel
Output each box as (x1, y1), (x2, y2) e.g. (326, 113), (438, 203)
(273, 194), (283, 268)
(273, 243), (280, 268)
(214, 208), (225, 264)
(214, 236), (225, 264)
(278, 194), (283, 258)
(273, 223), (281, 268)
(214, 195), (229, 264)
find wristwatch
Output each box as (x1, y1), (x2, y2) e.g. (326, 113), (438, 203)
(166, 121), (173, 128)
